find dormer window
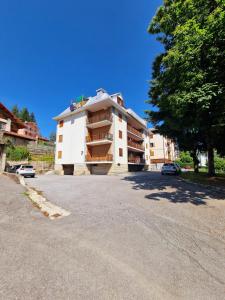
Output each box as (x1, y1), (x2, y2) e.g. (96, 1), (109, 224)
(117, 97), (124, 107)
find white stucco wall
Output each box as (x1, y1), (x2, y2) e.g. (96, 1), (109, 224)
(55, 111), (87, 165)
(113, 108), (128, 164)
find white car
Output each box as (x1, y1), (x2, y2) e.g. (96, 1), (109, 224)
(16, 165), (35, 178)
(161, 163), (181, 175)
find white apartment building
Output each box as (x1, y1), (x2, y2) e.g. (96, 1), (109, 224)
(149, 129), (177, 170)
(54, 89), (151, 175)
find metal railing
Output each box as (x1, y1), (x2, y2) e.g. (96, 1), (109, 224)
(85, 154), (113, 162)
(86, 133), (113, 143)
(127, 140), (144, 151)
(87, 113), (112, 124)
(127, 125), (143, 138)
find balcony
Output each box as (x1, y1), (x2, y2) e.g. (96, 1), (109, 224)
(87, 113), (112, 129)
(86, 154), (113, 163)
(86, 133), (113, 146)
(127, 140), (145, 152)
(128, 157), (145, 164)
(127, 125), (143, 140)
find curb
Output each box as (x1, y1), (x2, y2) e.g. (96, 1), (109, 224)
(179, 176), (225, 194)
(17, 175), (71, 220)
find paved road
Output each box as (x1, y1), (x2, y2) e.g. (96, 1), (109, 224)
(1, 173), (225, 299)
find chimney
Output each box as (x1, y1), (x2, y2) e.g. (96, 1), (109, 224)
(96, 88), (107, 95)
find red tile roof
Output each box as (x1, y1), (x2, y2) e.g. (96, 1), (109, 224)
(3, 130), (36, 140)
(0, 102), (25, 129)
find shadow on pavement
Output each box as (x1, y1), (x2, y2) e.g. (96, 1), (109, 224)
(122, 172), (225, 206)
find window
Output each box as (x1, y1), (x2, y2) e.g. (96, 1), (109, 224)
(59, 120), (64, 128)
(119, 148), (123, 157)
(58, 135), (63, 143)
(118, 113), (122, 122)
(146, 143), (148, 149)
(119, 130), (122, 139)
(150, 150), (154, 156)
(0, 122), (6, 130)
(58, 151), (62, 159)
(150, 143), (154, 148)
(146, 155), (148, 161)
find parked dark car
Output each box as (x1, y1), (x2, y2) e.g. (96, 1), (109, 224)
(5, 164), (21, 173)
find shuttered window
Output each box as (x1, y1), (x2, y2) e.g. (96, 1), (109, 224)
(58, 135), (63, 143)
(58, 151), (62, 159)
(59, 120), (64, 128)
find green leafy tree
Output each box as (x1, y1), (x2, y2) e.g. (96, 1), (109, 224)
(214, 154), (225, 173)
(146, 0), (225, 176)
(6, 146), (31, 161)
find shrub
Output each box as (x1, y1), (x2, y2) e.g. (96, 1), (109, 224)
(214, 155), (225, 173)
(179, 151), (193, 164)
(6, 146), (31, 161)
(175, 161), (193, 169)
(175, 151), (193, 169)
(31, 154), (54, 162)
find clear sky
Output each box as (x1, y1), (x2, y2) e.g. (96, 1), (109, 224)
(0, 0), (162, 137)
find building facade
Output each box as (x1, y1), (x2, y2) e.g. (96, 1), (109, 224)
(149, 129), (177, 170)
(0, 102), (34, 172)
(54, 89), (150, 175)
(18, 122), (40, 140)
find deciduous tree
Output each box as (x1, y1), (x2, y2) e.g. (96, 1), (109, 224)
(146, 0), (225, 176)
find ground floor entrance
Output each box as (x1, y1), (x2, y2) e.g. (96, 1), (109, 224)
(90, 164), (112, 175)
(63, 164), (74, 175)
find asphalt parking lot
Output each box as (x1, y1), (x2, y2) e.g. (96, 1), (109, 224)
(1, 172), (225, 299)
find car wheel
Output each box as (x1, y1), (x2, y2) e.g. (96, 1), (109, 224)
(161, 172), (164, 175)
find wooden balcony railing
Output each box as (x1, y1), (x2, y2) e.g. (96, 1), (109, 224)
(85, 154), (113, 162)
(127, 140), (144, 151)
(128, 157), (145, 164)
(127, 125), (143, 138)
(86, 133), (113, 143)
(87, 113), (112, 124)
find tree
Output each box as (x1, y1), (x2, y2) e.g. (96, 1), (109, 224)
(146, 0), (225, 176)
(11, 105), (19, 117)
(6, 145), (31, 161)
(12, 106), (37, 123)
(29, 112), (36, 123)
(19, 108), (30, 122)
(49, 132), (56, 142)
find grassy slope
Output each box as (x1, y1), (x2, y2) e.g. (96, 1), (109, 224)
(181, 171), (225, 189)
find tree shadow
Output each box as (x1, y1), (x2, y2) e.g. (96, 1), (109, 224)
(122, 172), (225, 206)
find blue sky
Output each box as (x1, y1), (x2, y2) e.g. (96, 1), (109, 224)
(0, 0), (162, 137)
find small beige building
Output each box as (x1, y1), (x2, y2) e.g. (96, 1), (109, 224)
(149, 129), (177, 170)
